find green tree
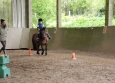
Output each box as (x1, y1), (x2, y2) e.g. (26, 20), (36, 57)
(32, 0), (107, 27)
(62, 0), (105, 16)
(32, 0), (56, 27)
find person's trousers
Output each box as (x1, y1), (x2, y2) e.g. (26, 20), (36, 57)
(0, 41), (6, 55)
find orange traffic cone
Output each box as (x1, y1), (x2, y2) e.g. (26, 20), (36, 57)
(72, 53), (76, 59)
(29, 48), (33, 55)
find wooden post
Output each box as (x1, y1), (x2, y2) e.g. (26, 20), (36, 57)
(105, 0), (113, 26)
(57, 0), (62, 28)
(26, 0), (32, 28)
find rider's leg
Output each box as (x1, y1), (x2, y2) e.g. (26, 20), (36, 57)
(36, 32), (40, 41)
(46, 32), (51, 39)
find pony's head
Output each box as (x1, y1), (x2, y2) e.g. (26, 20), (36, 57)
(39, 27), (46, 39)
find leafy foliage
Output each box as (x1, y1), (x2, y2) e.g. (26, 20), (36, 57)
(32, 0), (115, 28)
(32, 0), (56, 28)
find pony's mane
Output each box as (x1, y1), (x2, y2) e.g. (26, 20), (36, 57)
(40, 27), (46, 31)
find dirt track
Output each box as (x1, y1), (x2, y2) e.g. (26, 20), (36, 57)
(0, 50), (115, 83)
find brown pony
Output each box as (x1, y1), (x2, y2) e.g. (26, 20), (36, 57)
(32, 28), (49, 55)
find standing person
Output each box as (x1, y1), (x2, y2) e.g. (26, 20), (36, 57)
(0, 19), (7, 55)
(37, 18), (51, 40)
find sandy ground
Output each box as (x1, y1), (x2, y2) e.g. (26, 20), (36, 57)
(0, 50), (115, 83)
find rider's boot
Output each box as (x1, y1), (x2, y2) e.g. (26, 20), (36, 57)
(36, 34), (39, 41)
(36, 38), (39, 41)
(46, 32), (52, 39)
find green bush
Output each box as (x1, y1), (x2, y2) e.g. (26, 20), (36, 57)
(61, 16), (105, 27)
(32, 15), (115, 28)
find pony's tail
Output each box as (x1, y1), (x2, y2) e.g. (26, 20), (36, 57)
(32, 34), (37, 50)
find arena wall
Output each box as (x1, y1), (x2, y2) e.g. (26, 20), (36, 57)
(0, 26), (115, 53)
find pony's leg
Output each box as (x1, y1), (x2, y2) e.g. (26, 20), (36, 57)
(36, 45), (40, 55)
(45, 45), (47, 55)
(41, 45), (44, 55)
